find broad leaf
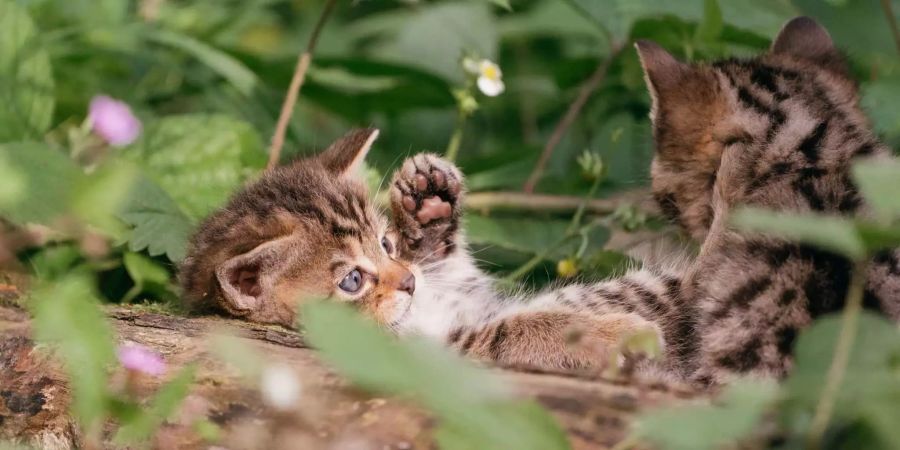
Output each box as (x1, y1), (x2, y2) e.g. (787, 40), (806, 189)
(635, 379), (778, 450)
(852, 158), (900, 221)
(0, 0), (54, 141)
(119, 177), (194, 262)
(121, 114), (265, 220)
(115, 364), (196, 444)
(0, 142), (82, 225)
(730, 207), (866, 259)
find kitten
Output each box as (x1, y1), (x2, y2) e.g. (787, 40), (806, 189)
(637, 16), (900, 384)
(180, 130), (674, 373)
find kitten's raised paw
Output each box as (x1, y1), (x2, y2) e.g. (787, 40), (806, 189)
(390, 154), (464, 261)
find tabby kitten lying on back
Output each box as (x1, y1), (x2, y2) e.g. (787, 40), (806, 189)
(181, 17), (900, 385)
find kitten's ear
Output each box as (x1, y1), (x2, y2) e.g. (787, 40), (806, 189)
(771, 17), (839, 65)
(318, 128), (380, 179)
(215, 236), (294, 315)
(635, 40), (688, 118)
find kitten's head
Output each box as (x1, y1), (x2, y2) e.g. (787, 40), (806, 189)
(636, 17), (855, 240)
(180, 129), (416, 328)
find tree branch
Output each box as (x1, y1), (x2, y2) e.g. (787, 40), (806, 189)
(266, 0), (338, 170)
(522, 43), (624, 193)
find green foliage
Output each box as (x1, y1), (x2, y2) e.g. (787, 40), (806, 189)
(635, 380), (779, 450)
(119, 177), (194, 262)
(731, 208), (867, 259)
(302, 301), (570, 450)
(0, 0), (54, 141)
(114, 364), (197, 444)
(0, 142), (82, 224)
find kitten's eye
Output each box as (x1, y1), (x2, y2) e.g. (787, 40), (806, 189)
(381, 236), (394, 255)
(338, 269), (364, 294)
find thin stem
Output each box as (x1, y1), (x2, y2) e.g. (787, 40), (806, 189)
(880, 0), (900, 56)
(805, 260), (869, 449)
(567, 175), (603, 233)
(502, 233), (576, 283)
(266, 0), (338, 170)
(522, 44), (623, 193)
(445, 109), (467, 162)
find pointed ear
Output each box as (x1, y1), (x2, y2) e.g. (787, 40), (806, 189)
(318, 128), (380, 179)
(771, 17), (839, 65)
(635, 40), (688, 118)
(215, 236), (294, 315)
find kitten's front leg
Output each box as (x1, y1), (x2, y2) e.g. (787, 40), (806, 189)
(390, 154), (464, 263)
(448, 311), (662, 372)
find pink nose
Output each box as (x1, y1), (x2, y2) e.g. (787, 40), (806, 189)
(398, 272), (415, 295)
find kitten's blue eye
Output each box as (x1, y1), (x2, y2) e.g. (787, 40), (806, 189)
(381, 236), (394, 254)
(339, 269), (364, 293)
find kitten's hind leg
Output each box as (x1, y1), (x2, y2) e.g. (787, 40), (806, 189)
(390, 154), (464, 263)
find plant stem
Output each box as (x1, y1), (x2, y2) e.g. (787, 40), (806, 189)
(445, 109), (467, 162)
(568, 175), (603, 233)
(266, 0), (338, 170)
(523, 43), (623, 193)
(502, 233), (576, 283)
(805, 260), (869, 449)
(881, 0), (900, 56)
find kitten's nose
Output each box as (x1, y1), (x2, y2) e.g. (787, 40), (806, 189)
(398, 272), (416, 295)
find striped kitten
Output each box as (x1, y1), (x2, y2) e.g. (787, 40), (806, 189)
(180, 130), (674, 373)
(636, 16), (900, 384)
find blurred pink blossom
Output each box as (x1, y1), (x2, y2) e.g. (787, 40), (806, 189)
(88, 95), (142, 147)
(117, 343), (166, 376)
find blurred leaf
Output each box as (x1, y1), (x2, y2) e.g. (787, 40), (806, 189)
(781, 312), (900, 446)
(302, 301), (570, 450)
(0, 0), (54, 141)
(115, 364), (197, 444)
(498, 0), (606, 41)
(635, 379), (778, 450)
(144, 29), (259, 96)
(852, 158), (900, 221)
(862, 77), (900, 141)
(30, 274), (115, 430)
(730, 207), (866, 259)
(793, 0), (900, 59)
(122, 251), (176, 303)
(71, 162), (139, 237)
(121, 114), (265, 220)
(695, 0), (724, 42)
(119, 177), (194, 262)
(484, 0), (512, 11)
(209, 333), (265, 380)
(370, 2), (497, 83)
(0, 150), (26, 208)
(0, 142), (82, 224)
(307, 65), (400, 94)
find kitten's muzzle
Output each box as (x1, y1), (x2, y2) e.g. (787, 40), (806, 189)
(399, 272), (416, 295)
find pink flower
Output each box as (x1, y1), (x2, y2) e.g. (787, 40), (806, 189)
(88, 95), (142, 147)
(117, 344), (167, 376)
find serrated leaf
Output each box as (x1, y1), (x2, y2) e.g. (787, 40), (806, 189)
(30, 275), (115, 430)
(0, 0), (54, 141)
(635, 379), (778, 450)
(115, 364), (196, 445)
(121, 114), (265, 220)
(119, 177), (194, 262)
(730, 207), (866, 259)
(851, 158), (900, 221)
(0, 142), (82, 224)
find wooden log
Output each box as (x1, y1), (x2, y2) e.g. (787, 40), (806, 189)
(0, 304), (696, 450)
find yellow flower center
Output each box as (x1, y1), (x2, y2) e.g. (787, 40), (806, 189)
(481, 65), (499, 80)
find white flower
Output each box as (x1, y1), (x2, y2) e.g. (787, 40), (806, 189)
(259, 363), (301, 410)
(475, 59), (505, 97)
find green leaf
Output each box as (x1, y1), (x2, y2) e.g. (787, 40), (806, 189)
(306, 65), (401, 94)
(302, 302), (571, 450)
(119, 177), (194, 262)
(115, 364), (197, 444)
(781, 312), (900, 445)
(851, 158), (900, 221)
(0, 142), (82, 225)
(730, 207), (866, 259)
(635, 380), (778, 450)
(124, 252), (171, 287)
(695, 0), (724, 42)
(144, 29), (259, 96)
(0, 0), (54, 141)
(862, 77), (900, 141)
(369, 2), (497, 83)
(30, 274), (116, 430)
(209, 333), (265, 380)
(0, 149), (26, 208)
(71, 162), (139, 237)
(484, 0), (512, 11)
(121, 114), (265, 220)
(465, 215), (609, 260)
(793, 0), (900, 60)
